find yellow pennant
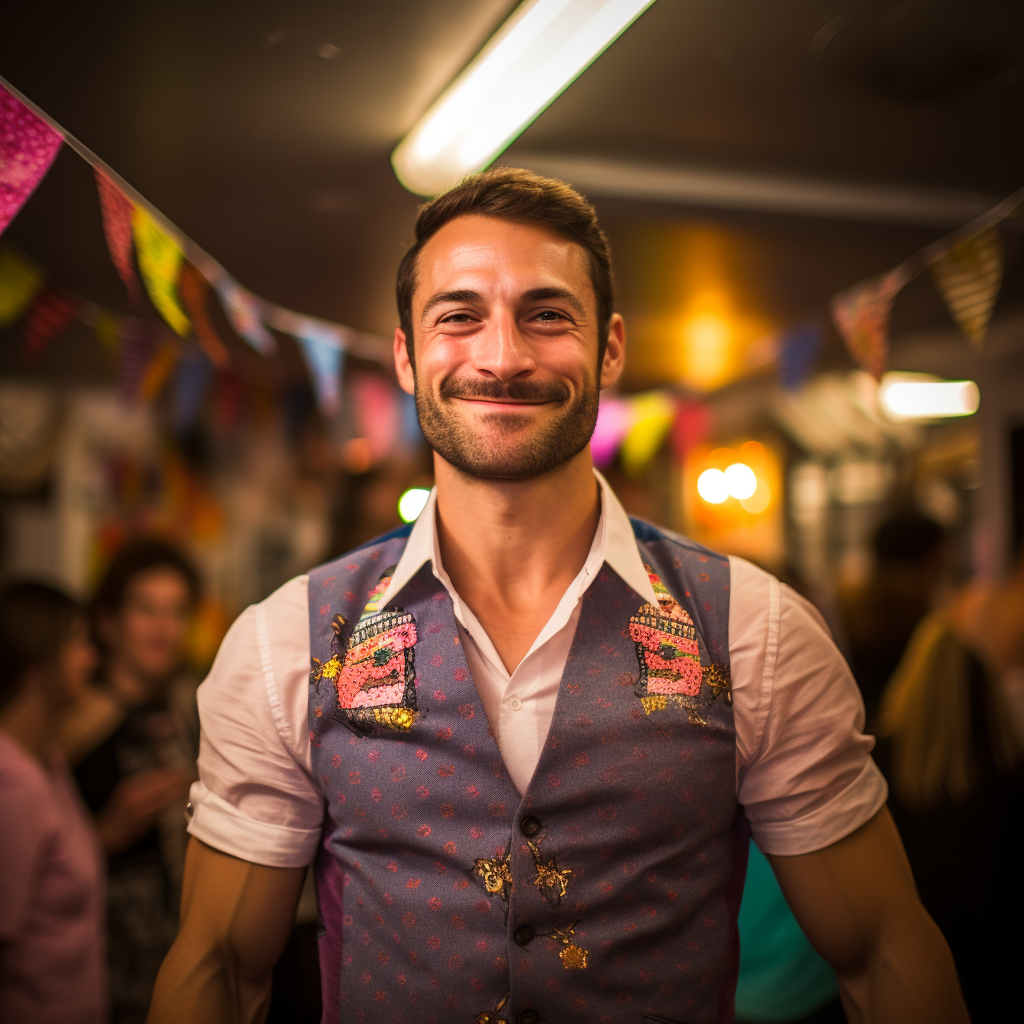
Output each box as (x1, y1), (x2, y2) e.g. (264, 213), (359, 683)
(930, 227), (1003, 349)
(0, 248), (45, 327)
(93, 310), (121, 361)
(131, 208), (192, 336)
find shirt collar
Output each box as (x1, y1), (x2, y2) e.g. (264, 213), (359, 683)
(378, 469), (659, 611)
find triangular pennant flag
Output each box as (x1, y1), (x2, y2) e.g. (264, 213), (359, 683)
(293, 320), (346, 415)
(140, 341), (178, 402)
(0, 85), (63, 236)
(94, 170), (140, 303)
(591, 396), (633, 468)
(171, 348), (215, 433)
(23, 286), (80, 360)
(118, 319), (163, 403)
(930, 226), (1003, 349)
(0, 247), (44, 326)
(178, 262), (230, 368)
(93, 310), (121, 362)
(830, 267), (910, 381)
(620, 391), (677, 479)
(215, 278), (275, 354)
(131, 207), (191, 336)
(777, 321), (823, 391)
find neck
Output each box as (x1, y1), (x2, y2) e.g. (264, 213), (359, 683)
(434, 447), (600, 610)
(0, 686), (52, 764)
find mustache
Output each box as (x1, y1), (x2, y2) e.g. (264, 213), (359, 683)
(439, 377), (571, 403)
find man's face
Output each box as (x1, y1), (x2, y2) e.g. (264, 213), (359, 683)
(394, 214), (624, 480)
(105, 568), (192, 685)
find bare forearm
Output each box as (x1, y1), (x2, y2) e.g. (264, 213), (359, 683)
(769, 810), (969, 1024)
(147, 934), (271, 1024)
(145, 839), (305, 1024)
(836, 904), (968, 1024)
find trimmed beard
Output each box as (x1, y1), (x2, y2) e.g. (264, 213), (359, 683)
(414, 372), (599, 480)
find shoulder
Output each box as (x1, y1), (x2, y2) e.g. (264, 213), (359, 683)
(629, 516), (730, 564)
(0, 739), (59, 836)
(308, 524), (413, 583)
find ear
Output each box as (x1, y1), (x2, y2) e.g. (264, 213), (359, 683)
(394, 328), (415, 396)
(599, 313), (626, 391)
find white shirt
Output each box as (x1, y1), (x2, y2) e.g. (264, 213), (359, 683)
(187, 472), (886, 867)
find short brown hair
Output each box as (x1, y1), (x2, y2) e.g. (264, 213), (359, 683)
(396, 167), (614, 366)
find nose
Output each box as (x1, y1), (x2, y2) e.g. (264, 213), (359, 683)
(471, 307), (536, 382)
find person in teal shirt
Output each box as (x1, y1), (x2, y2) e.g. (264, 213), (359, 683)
(737, 840), (843, 1024)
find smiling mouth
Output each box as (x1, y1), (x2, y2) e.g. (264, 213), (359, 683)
(439, 378), (570, 405)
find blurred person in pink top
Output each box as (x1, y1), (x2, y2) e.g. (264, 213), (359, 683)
(0, 582), (107, 1024)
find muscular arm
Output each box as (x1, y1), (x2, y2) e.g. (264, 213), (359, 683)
(147, 837), (306, 1024)
(768, 807), (968, 1024)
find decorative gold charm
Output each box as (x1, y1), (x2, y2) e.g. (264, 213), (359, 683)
(474, 849), (514, 899)
(475, 992), (510, 1022)
(527, 839), (572, 910)
(553, 925), (589, 970)
(558, 943), (589, 970)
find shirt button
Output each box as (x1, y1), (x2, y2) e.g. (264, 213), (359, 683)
(513, 924), (534, 946)
(520, 816), (542, 838)
(507, 696), (522, 711)
(519, 1011), (540, 1024)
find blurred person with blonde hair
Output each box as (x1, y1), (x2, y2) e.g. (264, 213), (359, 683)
(0, 582), (106, 1024)
(877, 552), (1024, 1021)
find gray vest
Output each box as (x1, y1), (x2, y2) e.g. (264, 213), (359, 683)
(308, 519), (745, 1023)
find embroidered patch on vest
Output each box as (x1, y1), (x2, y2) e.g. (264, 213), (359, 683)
(474, 841), (513, 900)
(311, 568), (419, 734)
(629, 564), (730, 727)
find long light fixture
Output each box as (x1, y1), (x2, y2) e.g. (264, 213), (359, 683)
(392, 0), (657, 196)
(878, 373), (980, 420)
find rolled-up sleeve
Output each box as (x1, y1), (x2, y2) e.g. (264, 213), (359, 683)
(734, 567), (887, 856)
(187, 575), (324, 868)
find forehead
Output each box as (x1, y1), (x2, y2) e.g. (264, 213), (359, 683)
(413, 214), (592, 305)
(124, 567), (191, 602)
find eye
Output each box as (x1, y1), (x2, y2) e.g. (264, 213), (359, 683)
(532, 309), (571, 322)
(438, 312), (477, 324)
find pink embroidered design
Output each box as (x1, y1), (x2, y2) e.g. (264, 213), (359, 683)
(311, 569), (419, 733)
(628, 565), (730, 726)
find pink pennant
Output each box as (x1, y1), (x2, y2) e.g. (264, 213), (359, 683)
(94, 170), (140, 303)
(830, 267), (909, 381)
(23, 287), (80, 360)
(118, 319), (162, 403)
(0, 85), (63, 236)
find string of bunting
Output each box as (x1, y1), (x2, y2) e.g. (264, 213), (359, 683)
(0, 75), (389, 414)
(2, 74), (1022, 474)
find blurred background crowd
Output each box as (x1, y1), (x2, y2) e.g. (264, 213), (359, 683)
(1, 1), (1023, 1023)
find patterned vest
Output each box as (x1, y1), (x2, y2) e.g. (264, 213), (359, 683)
(308, 519), (746, 1024)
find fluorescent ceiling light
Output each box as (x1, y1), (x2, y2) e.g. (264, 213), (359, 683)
(392, 0), (657, 195)
(878, 373), (980, 420)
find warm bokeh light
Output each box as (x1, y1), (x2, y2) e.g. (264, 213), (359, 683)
(683, 439), (784, 567)
(397, 487), (431, 523)
(697, 468), (729, 504)
(724, 462), (757, 499)
(681, 308), (732, 391)
(878, 374), (980, 420)
(740, 481), (771, 514)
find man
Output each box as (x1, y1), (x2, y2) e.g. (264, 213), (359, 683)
(149, 169), (967, 1024)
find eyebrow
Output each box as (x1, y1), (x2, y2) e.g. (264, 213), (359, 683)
(419, 286), (588, 321)
(420, 290), (482, 319)
(521, 287), (587, 320)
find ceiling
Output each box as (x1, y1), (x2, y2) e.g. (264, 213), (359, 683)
(1, 0), (1022, 389)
